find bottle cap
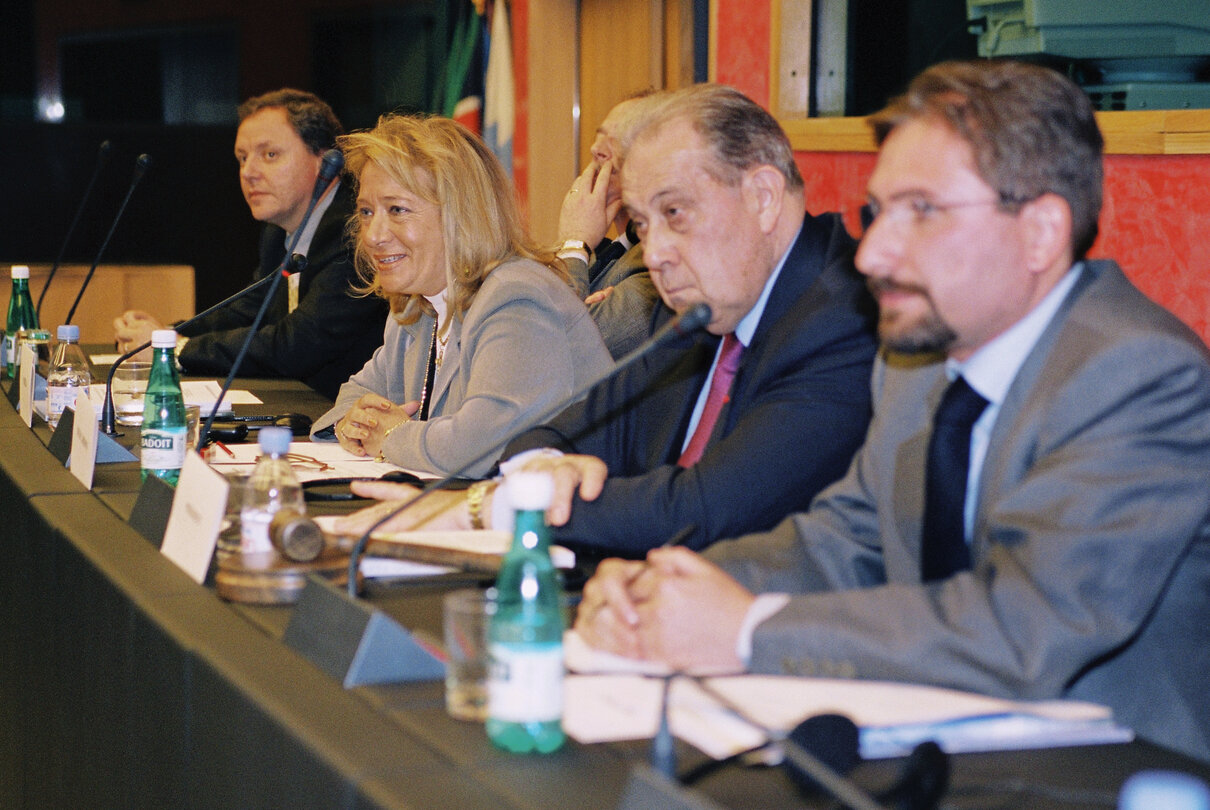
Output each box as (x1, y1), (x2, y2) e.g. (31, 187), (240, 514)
(151, 329), (177, 348)
(56, 324), (80, 341)
(1119, 771), (1210, 810)
(11, 265), (29, 279)
(258, 425), (292, 455)
(507, 471), (554, 511)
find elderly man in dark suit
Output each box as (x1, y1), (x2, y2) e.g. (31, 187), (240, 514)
(339, 84), (879, 558)
(576, 61), (1210, 762)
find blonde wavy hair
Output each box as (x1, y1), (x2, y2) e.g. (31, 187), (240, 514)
(339, 114), (567, 321)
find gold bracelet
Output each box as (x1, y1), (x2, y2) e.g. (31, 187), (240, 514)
(373, 417), (410, 463)
(466, 480), (493, 530)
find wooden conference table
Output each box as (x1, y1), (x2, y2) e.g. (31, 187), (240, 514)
(1, 372), (1207, 809)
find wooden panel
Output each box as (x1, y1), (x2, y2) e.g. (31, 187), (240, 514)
(784, 110), (1210, 155)
(664, 0), (695, 90)
(524, 0), (578, 245)
(0, 264), (194, 346)
(579, 0), (658, 170)
(771, 0), (811, 118)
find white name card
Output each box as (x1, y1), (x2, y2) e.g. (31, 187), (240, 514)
(159, 452), (229, 584)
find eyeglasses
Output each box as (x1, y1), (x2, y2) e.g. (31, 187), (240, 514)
(280, 452), (334, 472)
(858, 194), (1009, 237)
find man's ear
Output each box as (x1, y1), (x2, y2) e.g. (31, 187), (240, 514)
(743, 165), (787, 234)
(1020, 193), (1073, 274)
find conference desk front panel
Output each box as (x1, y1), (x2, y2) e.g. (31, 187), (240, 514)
(1, 378), (1208, 810)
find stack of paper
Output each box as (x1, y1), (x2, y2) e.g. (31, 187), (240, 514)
(562, 632), (1132, 760)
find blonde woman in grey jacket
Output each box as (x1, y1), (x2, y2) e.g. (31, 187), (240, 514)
(311, 114), (611, 478)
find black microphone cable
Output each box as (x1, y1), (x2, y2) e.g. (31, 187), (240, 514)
(64, 153), (152, 326)
(37, 139), (112, 321)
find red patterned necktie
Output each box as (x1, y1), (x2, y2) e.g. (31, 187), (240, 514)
(677, 333), (743, 467)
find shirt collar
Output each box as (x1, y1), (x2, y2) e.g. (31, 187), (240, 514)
(733, 226), (799, 347)
(949, 263), (1084, 404)
(284, 179), (339, 258)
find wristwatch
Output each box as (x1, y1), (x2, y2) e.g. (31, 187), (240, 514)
(557, 239), (593, 262)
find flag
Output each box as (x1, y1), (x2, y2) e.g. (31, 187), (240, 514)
(438, 1), (484, 134)
(483, 0), (515, 177)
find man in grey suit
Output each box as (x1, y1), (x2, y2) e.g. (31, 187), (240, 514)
(576, 60), (1210, 761)
(556, 95), (660, 357)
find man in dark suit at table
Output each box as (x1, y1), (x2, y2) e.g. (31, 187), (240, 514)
(340, 84), (879, 556)
(113, 89), (387, 399)
(575, 61), (1210, 762)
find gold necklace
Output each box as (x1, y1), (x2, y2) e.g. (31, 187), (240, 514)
(435, 325), (450, 369)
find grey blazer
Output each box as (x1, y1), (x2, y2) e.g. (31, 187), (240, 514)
(311, 258), (612, 478)
(707, 260), (1210, 761)
(565, 243), (660, 360)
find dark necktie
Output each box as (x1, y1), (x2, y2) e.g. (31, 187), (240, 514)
(921, 375), (989, 581)
(677, 334), (743, 467)
(589, 239), (627, 283)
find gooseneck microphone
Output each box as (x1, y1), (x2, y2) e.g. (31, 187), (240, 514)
(194, 148), (344, 449)
(36, 139), (112, 321)
(64, 153), (153, 326)
(341, 301), (715, 595)
(99, 258), (301, 436)
(689, 677), (949, 810)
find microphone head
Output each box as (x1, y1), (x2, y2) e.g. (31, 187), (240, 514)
(98, 139), (113, 158)
(681, 302), (712, 332)
(281, 253), (308, 276)
(134, 153), (153, 177)
(878, 740), (949, 808)
(318, 148), (344, 183)
(785, 713), (861, 796)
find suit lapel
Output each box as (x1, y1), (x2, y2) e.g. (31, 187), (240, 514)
(967, 263), (1097, 561)
(711, 214), (848, 444)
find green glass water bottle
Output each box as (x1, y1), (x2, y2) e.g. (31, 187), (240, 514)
(4, 265), (38, 379)
(140, 329), (187, 485)
(486, 471), (566, 754)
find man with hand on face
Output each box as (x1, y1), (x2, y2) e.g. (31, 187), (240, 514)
(555, 93), (660, 358)
(112, 89), (387, 399)
(337, 84), (878, 559)
(575, 61), (1210, 762)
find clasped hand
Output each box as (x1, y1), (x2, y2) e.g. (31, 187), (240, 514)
(574, 547), (755, 673)
(112, 309), (163, 356)
(335, 393), (419, 459)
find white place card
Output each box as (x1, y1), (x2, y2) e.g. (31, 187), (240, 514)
(18, 344), (36, 426)
(69, 388), (99, 488)
(159, 452), (229, 584)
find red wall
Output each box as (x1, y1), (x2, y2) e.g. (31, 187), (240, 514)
(715, 0), (1210, 344)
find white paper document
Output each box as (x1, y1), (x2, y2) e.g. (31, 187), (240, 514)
(207, 440), (414, 483)
(311, 515), (576, 577)
(562, 631), (1133, 760)
(84, 380), (262, 417)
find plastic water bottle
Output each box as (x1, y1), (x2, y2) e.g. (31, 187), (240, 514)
(140, 329), (187, 485)
(486, 471), (566, 754)
(1119, 770), (1210, 810)
(46, 324), (92, 430)
(240, 426), (304, 554)
(4, 265), (38, 378)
